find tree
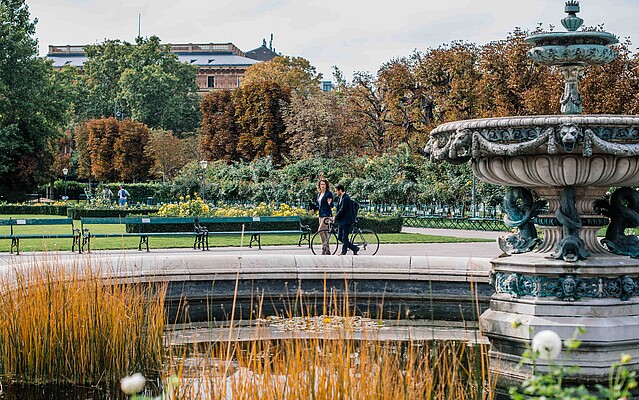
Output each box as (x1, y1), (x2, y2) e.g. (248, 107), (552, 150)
(146, 129), (189, 180)
(200, 90), (239, 161)
(285, 91), (352, 159)
(78, 36), (201, 134)
(0, 0), (69, 199)
(113, 120), (152, 182)
(233, 81), (291, 164)
(76, 117), (153, 182)
(242, 55), (322, 96)
(86, 118), (119, 182)
(580, 39), (639, 114)
(476, 28), (561, 117)
(344, 71), (389, 154)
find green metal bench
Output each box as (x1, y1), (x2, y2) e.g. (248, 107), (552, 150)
(80, 216), (206, 252)
(79, 216), (312, 252)
(196, 215), (311, 250)
(0, 218), (81, 254)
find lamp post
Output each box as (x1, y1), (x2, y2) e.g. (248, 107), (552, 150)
(62, 168), (69, 201)
(199, 160), (208, 201)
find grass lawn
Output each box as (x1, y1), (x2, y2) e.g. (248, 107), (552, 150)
(0, 214), (492, 253)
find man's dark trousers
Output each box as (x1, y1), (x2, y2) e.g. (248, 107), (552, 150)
(338, 224), (358, 255)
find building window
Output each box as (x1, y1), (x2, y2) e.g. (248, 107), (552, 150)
(237, 77), (242, 87)
(207, 76), (215, 88)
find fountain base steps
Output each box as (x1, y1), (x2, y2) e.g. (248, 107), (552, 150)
(481, 252), (639, 389)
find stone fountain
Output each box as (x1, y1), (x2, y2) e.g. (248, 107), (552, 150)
(425, 0), (639, 390)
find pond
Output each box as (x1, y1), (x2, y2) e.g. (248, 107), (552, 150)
(5, 319), (491, 400)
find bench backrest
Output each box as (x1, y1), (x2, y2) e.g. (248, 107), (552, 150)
(0, 218), (75, 234)
(197, 216), (300, 223)
(81, 217), (145, 225)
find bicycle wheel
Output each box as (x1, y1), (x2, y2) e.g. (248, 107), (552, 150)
(351, 229), (380, 255)
(310, 229), (339, 255)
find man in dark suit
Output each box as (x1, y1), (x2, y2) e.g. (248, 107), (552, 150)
(333, 184), (359, 255)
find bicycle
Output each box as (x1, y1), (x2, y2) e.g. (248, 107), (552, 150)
(310, 217), (380, 255)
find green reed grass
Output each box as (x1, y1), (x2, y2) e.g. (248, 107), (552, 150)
(0, 257), (166, 385)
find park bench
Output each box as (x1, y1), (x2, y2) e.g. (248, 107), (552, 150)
(80, 215), (312, 252)
(0, 218), (81, 255)
(196, 216), (312, 250)
(79, 216), (207, 253)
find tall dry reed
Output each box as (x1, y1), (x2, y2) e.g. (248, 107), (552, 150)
(0, 256), (166, 385)
(167, 285), (494, 399)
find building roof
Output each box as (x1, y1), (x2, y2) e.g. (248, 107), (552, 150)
(245, 39), (279, 62)
(45, 42), (261, 68)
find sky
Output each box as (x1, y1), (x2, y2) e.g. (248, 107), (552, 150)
(27, 0), (639, 81)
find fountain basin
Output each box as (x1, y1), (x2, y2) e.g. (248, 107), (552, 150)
(525, 31), (618, 66)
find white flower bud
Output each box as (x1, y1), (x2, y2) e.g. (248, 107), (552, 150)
(120, 372), (146, 395)
(531, 330), (562, 361)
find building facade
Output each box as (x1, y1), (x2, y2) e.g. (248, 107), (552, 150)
(46, 41), (278, 93)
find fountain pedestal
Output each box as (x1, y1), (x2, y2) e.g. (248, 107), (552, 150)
(481, 253), (639, 392)
(424, 2), (639, 392)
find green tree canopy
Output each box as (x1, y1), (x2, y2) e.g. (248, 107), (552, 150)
(0, 0), (69, 200)
(77, 36), (201, 134)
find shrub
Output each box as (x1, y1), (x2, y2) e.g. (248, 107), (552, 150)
(67, 206), (158, 219)
(0, 203), (68, 215)
(302, 215), (402, 234)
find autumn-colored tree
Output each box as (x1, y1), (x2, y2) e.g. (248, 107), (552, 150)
(87, 117), (120, 182)
(242, 55), (322, 96)
(285, 91), (353, 159)
(146, 129), (189, 180)
(413, 41), (481, 126)
(200, 90), (238, 161)
(377, 57), (430, 150)
(580, 39), (639, 114)
(113, 120), (152, 182)
(476, 28), (561, 117)
(344, 71), (389, 155)
(234, 81), (291, 164)
(75, 117), (153, 182)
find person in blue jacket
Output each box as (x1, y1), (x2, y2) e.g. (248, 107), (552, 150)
(333, 183), (359, 256)
(314, 179), (334, 255)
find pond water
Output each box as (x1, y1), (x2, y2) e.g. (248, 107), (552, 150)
(5, 320), (487, 400)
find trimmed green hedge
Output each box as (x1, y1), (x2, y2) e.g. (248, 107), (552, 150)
(300, 215), (402, 234)
(126, 220), (300, 233)
(0, 204), (68, 215)
(67, 207), (159, 219)
(125, 216), (402, 234)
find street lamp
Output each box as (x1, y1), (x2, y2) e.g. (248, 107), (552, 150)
(62, 168), (69, 201)
(199, 160), (208, 201)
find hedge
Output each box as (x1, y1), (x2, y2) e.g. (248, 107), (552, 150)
(302, 215), (402, 234)
(126, 219), (300, 234)
(67, 207), (159, 219)
(46, 181), (174, 204)
(126, 215), (403, 234)
(0, 204), (68, 215)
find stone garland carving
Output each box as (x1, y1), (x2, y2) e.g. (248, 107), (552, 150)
(498, 187), (544, 255)
(495, 272), (638, 301)
(595, 187), (639, 257)
(425, 122), (639, 162)
(527, 46), (617, 66)
(552, 186), (589, 262)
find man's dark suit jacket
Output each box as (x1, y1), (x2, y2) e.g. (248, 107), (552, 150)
(334, 193), (355, 226)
